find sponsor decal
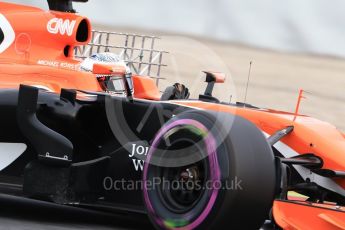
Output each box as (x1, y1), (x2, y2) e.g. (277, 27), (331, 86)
(37, 59), (79, 71)
(47, 18), (76, 36)
(129, 143), (149, 171)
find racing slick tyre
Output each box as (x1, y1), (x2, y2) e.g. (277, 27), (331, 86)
(142, 111), (276, 229)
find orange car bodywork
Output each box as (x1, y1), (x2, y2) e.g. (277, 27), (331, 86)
(0, 2), (344, 229)
(0, 2), (160, 99)
(174, 101), (345, 185)
(273, 200), (345, 230)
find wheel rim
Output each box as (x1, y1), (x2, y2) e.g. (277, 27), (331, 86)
(158, 146), (209, 214)
(143, 119), (221, 229)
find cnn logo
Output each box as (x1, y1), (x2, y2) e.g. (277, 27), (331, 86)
(47, 18), (76, 36)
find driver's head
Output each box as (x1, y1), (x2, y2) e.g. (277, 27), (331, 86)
(80, 52), (133, 95)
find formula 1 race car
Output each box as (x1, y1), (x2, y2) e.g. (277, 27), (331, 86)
(0, 1), (344, 229)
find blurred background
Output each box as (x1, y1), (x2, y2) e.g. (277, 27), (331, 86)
(9, 0), (345, 131)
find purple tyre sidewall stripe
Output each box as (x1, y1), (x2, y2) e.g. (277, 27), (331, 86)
(143, 118), (221, 229)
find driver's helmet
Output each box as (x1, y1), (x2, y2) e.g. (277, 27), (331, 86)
(80, 52), (133, 95)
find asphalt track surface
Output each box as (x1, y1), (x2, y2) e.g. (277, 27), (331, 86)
(0, 193), (276, 230)
(0, 194), (153, 230)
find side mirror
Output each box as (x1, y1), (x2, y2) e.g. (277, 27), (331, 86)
(202, 71), (226, 96)
(204, 71), (226, 84)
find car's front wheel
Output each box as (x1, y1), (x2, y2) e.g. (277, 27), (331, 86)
(143, 111), (276, 229)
